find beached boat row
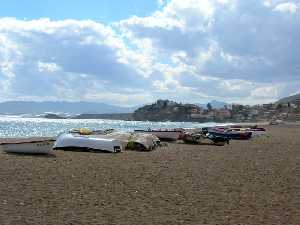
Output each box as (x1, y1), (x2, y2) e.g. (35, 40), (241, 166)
(0, 125), (266, 154)
(0, 130), (161, 154)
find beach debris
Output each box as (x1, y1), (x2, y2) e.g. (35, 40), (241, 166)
(105, 132), (160, 151)
(269, 119), (284, 125)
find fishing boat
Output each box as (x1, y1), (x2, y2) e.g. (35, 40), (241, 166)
(182, 131), (230, 146)
(134, 128), (184, 141)
(202, 127), (252, 140)
(53, 133), (125, 153)
(209, 130), (252, 140)
(0, 137), (55, 154)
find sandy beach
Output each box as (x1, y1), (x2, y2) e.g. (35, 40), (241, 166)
(0, 125), (299, 225)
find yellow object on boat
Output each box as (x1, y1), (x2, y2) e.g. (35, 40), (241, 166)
(70, 128), (93, 135)
(78, 128), (92, 135)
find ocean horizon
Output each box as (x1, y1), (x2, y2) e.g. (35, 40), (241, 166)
(0, 115), (233, 138)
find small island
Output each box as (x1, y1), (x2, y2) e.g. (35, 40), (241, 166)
(43, 113), (66, 119)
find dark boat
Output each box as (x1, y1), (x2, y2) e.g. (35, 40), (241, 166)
(202, 127), (252, 140)
(206, 133), (230, 145)
(208, 130), (252, 140)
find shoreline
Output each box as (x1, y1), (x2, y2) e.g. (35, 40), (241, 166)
(0, 125), (299, 225)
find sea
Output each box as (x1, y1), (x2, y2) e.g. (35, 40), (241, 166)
(0, 115), (233, 138)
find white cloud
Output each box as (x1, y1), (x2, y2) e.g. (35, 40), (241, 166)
(251, 85), (282, 99)
(37, 61), (61, 73)
(219, 79), (253, 92)
(164, 0), (215, 21)
(0, 18), (151, 105)
(119, 0), (300, 99)
(0, 0), (300, 105)
(157, 0), (168, 8)
(273, 2), (298, 13)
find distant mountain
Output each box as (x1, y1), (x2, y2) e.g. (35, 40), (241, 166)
(196, 100), (228, 109)
(0, 101), (137, 115)
(277, 93), (300, 105)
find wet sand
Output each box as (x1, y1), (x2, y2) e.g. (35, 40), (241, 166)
(0, 125), (299, 225)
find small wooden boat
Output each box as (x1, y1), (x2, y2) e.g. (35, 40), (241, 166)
(53, 133), (124, 153)
(134, 128), (184, 141)
(0, 137), (55, 154)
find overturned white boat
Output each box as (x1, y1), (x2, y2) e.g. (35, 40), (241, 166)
(134, 129), (184, 141)
(53, 133), (125, 153)
(0, 137), (55, 154)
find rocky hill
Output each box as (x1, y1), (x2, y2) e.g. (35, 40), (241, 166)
(132, 100), (202, 122)
(277, 93), (300, 105)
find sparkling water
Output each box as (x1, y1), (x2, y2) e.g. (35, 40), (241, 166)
(0, 115), (232, 137)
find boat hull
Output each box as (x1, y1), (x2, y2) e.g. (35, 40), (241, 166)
(53, 134), (124, 153)
(1, 140), (54, 154)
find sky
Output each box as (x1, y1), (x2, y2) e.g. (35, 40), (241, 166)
(0, 0), (159, 23)
(0, 0), (299, 106)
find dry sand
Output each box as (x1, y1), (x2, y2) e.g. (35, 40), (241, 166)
(0, 125), (299, 225)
